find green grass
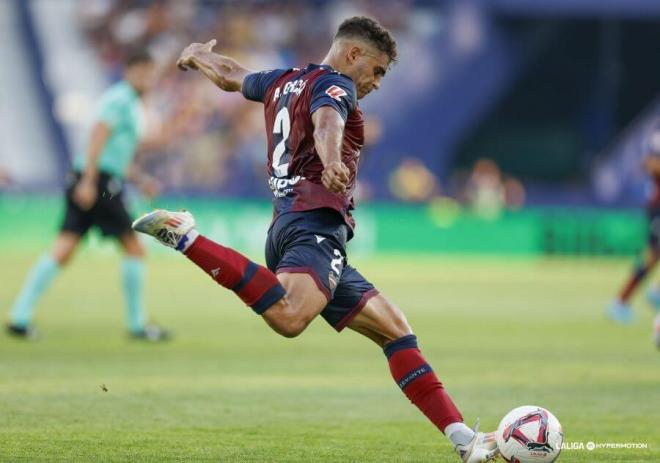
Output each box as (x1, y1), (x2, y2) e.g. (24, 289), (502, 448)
(1, 251), (659, 462)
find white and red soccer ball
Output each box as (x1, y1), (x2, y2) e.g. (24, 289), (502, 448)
(496, 406), (563, 463)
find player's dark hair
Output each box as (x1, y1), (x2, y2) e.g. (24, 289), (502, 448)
(125, 49), (153, 68)
(335, 16), (397, 64)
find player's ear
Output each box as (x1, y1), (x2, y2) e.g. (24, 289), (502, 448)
(346, 46), (361, 65)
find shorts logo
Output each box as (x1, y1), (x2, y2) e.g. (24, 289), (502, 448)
(325, 85), (347, 101)
(314, 234), (326, 244)
(330, 249), (343, 276)
(210, 268), (221, 278)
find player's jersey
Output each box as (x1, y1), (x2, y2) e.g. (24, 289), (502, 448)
(242, 64), (363, 234)
(74, 80), (144, 179)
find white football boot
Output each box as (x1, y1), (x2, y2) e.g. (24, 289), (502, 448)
(132, 209), (196, 250)
(455, 419), (499, 463)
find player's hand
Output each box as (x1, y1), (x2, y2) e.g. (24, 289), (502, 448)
(73, 178), (97, 211)
(322, 161), (350, 194)
(177, 39), (217, 71)
(138, 175), (162, 199)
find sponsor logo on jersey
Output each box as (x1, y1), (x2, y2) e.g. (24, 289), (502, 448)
(268, 175), (304, 198)
(325, 85), (347, 101)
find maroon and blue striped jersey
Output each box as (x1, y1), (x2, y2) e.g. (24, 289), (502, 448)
(242, 64), (363, 233)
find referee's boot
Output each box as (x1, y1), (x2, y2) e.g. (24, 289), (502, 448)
(6, 323), (38, 340)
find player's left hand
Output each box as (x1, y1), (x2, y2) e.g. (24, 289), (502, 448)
(138, 175), (162, 199)
(322, 161), (350, 194)
(177, 39), (217, 71)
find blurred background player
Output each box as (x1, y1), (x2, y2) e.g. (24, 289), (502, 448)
(134, 17), (498, 463)
(6, 49), (169, 341)
(607, 124), (660, 335)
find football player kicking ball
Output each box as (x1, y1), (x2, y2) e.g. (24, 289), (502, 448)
(133, 17), (498, 461)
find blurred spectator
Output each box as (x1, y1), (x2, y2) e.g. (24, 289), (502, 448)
(462, 158), (526, 218)
(0, 168), (12, 190)
(388, 157), (439, 202)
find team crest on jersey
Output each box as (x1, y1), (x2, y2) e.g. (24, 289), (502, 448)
(325, 85), (347, 101)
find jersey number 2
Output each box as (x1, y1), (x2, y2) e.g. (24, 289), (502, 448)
(272, 107), (291, 177)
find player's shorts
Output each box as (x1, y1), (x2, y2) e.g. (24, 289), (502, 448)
(265, 208), (379, 332)
(648, 207), (660, 249)
(60, 171), (133, 238)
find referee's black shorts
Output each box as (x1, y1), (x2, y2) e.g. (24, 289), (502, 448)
(60, 171), (133, 238)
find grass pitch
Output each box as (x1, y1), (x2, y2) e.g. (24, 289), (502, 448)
(1, 251), (658, 462)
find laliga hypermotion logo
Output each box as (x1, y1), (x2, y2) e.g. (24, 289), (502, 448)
(503, 409), (554, 453)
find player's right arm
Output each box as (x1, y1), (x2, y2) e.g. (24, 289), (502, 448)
(312, 108), (350, 194)
(177, 40), (253, 92)
(73, 121), (110, 210)
(310, 74), (357, 194)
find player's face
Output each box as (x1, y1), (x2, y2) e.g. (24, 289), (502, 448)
(352, 49), (389, 99)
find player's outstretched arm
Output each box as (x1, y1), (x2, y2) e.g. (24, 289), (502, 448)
(312, 107), (350, 194)
(177, 40), (253, 92)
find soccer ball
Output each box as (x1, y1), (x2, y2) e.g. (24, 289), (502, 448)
(496, 405), (563, 463)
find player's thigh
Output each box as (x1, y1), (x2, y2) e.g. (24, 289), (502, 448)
(118, 231), (146, 258)
(261, 272), (328, 336)
(50, 231), (83, 266)
(347, 293), (413, 347)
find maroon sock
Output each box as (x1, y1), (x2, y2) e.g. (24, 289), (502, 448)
(384, 335), (463, 432)
(184, 235), (285, 313)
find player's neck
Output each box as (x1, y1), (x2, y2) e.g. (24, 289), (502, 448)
(321, 54), (353, 81)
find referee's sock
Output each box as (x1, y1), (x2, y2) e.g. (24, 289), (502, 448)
(9, 255), (60, 327)
(122, 257), (146, 333)
(183, 235), (286, 314)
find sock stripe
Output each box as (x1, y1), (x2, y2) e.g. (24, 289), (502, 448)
(251, 283), (287, 314)
(383, 334), (418, 359)
(397, 362), (433, 390)
(231, 261), (259, 292)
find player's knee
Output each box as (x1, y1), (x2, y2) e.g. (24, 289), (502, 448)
(122, 234), (146, 257)
(263, 299), (312, 338)
(274, 319), (308, 338)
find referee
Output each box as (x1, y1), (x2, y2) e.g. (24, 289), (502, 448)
(7, 49), (168, 341)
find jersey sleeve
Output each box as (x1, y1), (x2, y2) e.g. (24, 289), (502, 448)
(309, 73), (357, 121)
(242, 69), (287, 103)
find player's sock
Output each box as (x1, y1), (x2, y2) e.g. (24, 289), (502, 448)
(183, 235), (286, 314)
(444, 421), (476, 447)
(384, 334), (464, 433)
(619, 261), (651, 302)
(9, 255), (60, 327)
(121, 257), (146, 333)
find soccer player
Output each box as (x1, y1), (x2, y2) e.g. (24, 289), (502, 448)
(133, 17), (498, 461)
(607, 132), (660, 336)
(6, 50), (169, 341)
